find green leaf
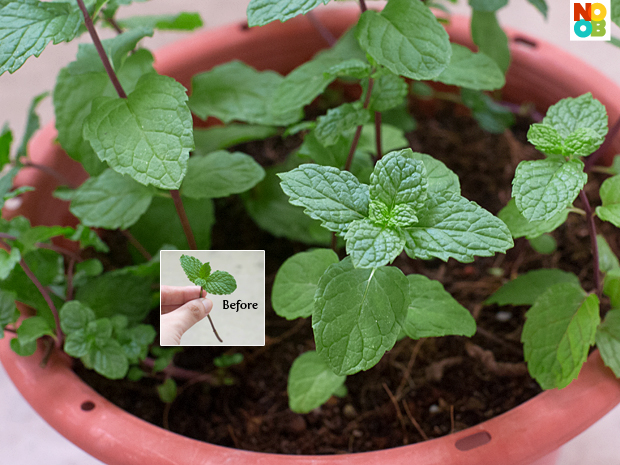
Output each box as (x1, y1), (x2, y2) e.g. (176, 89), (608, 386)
(179, 254), (203, 284)
(596, 308), (620, 377)
(59, 300), (96, 335)
(367, 72), (408, 112)
(433, 44), (505, 91)
(23, 248), (63, 287)
(604, 270), (620, 308)
(54, 30), (154, 174)
(203, 270), (237, 295)
(404, 274), (476, 339)
(613, 0), (620, 27)
(213, 353), (243, 367)
(0, 166), (22, 209)
(0, 289), (18, 338)
(84, 337), (129, 379)
(370, 149), (428, 211)
(461, 88), (515, 134)
(83, 73), (193, 189)
(528, 233), (557, 254)
(512, 159), (586, 222)
(527, 123), (563, 155)
(271, 30), (366, 115)
(471, 11), (510, 73)
(0, 0), (81, 75)
(526, 0), (548, 18)
(117, 324), (156, 363)
(11, 316), (54, 357)
(563, 128), (602, 158)
(326, 58), (372, 80)
(596, 175), (620, 227)
(355, 0), (451, 80)
(313, 258), (410, 375)
(272, 248), (339, 320)
(189, 61), (301, 126)
(247, 0), (329, 26)
(0, 247), (20, 280)
(129, 196), (214, 255)
(17, 91), (48, 158)
(522, 283), (599, 389)
(402, 151), (460, 194)
(486, 269), (580, 306)
(157, 377), (177, 403)
(381, 104), (416, 133)
(315, 103), (370, 147)
(469, 0), (508, 12)
(66, 224), (109, 253)
(498, 198), (568, 239)
(0, 124), (11, 169)
(181, 151), (265, 199)
(288, 350), (346, 413)
(403, 192), (513, 262)
(61, 169), (155, 229)
(75, 270), (153, 324)
(344, 219), (405, 268)
(598, 234), (620, 272)
(117, 12), (202, 31)
(278, 164), (370, 235)
(193, 124), (278, 156)
(542, 93), (608, 144)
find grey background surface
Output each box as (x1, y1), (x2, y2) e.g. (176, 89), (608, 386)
(1, 1), (619, 464)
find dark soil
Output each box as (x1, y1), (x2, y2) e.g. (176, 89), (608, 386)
(74, 98), (619, 455)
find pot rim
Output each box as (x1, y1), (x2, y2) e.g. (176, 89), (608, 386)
(2, 7), (620, 465)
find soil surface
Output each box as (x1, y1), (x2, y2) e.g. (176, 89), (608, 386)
(75, 98), (618, 455)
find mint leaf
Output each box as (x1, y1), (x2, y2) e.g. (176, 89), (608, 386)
(486, 269), (580, 306)
(461, 88), (515, 134)
(179, 254), (203, 284)
(370, 149), (428, 211)
(84, 73), (193, 189)
(0, 124), (11, 168)
(522, 283), (599, 389)
(327, 59), (372, 80)
(272, 249), (339, 320)
(75, 270), (153, 324)
(367, 72), (408, 112)
(117, 324), (156, 363)
(527, 123), (563, 155)
(527, 0), (548, 18)
(596, 175), (620, 227)
(189, 61), (301, 126)
(404, 151), (460, 194)
(404, 274), (476, 339)
(66, 224), (109, 253)
(596, 308), (620, 377)
(563, 128), (603, 158)
(614, 0), (620, 27)
(355, 0), (451, 80)
(10, 316), (54, 357)
(203, 270), (236, 295)
(54, 30), (154, 174)
(83, 336), (129, 380)
(0, 0), (81, 75)
(59, 301), (96, 335)
(597, 234), (620, 272)
(61, 169), (155, 229)
(193, 124), (278, 156)
(117, 12), (202, 31)
(278, 164), (370, 235)
(213, 353), (243, 368)
(17, 91), (47, 159)
(433, 43), (504, 91)
(604, 270), (620, 308)
(403, 192), (513, 262)
(471, 11), (510, 73)
(512, 159), (586, 222)
(528, 233), (557, 254)
(0, 289), (18, 338)
(542, 93), (608, 144)
(181, 151), (265, 199)
(247, 0), (329, 26)
(344, 219), (405, 268)
(0, 247), (20, 280)
(498, 198), (568, 239)
(288, 350), (346, 413)
(469, 0), (508, 12)
(315, 103), (370, 147)
(313, 258), (410, 375)
(272, 30), (366, 115)
(157, 378), (177, 403)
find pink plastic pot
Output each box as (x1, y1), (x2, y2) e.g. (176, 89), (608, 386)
(2, 7), (620, 465)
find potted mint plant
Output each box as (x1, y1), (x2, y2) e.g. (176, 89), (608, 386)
(1, 1), (620, 464)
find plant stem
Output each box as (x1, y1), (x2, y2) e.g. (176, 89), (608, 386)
(105, 16), (123, 34)
(375, 111), (383, 160)
(200, 287), (223, 342)
(330, 232), (337, 253)
(344, 77), (374, 171)
(579, 189), (601, 296)
(66, 258), (76, 301)
(142, 357), (218, 384)
(359, 0), (367, 12)
(121, 230), (152, 260)
(76, 0), (127, 99)
(21, 161), (76, 188)
(585, 115), (620, 171)
(170, 190), (197, 250)
(306, 10), (336, 46)
(19, 258), (63, 349)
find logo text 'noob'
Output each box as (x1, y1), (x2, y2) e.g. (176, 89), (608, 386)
(571, 1), (611, 41)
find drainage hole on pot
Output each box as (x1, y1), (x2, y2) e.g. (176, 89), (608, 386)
(513, 36), (537, 48)
(80, 401), (96, 411)
(240, 22), (249, 31)
(454, 431), (492, 451)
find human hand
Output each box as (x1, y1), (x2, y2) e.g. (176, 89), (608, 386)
(160, 285), (213, 345)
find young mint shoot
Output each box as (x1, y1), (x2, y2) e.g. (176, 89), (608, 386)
(179, 254), (237, 343)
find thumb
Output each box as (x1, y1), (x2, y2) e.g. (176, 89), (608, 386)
(160, 297), (213, 345)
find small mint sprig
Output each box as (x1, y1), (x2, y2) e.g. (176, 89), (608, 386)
(179, 255), (237, 343)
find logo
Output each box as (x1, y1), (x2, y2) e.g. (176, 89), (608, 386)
(571, 1), (611, 41)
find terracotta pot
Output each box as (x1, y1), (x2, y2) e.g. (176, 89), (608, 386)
(2, 7), (620, 465)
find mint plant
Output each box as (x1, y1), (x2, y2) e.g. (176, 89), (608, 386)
(178, 254), (237, 343)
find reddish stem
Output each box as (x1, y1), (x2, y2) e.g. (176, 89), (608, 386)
(344, 77), (374, 171)
(21, 161), (76, 188)
(579, 189), (601, 296)
(359, 0), (367, 12)
(142, 357), (218, 383)
(306, 10), (336, 46)
(170, 190), (197, 250)
(121, 230), (152, 260)
(66, 258), (76, 301)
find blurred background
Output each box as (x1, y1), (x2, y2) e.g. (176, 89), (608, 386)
(1, 0), (619, 463)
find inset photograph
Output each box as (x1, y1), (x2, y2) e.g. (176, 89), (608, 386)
(160, 250), (265, 346)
